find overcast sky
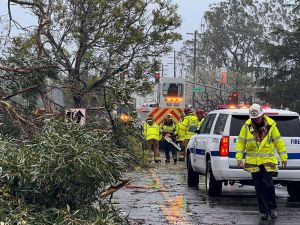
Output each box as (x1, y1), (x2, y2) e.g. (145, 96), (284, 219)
(173, 0), (222, 48)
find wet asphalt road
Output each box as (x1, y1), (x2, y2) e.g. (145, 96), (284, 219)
(113, 161), (300, 225)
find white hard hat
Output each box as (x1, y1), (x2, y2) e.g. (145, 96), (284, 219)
(249, 103), (263, 119)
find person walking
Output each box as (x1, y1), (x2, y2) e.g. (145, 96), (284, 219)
(160, 114), (177, 163)
(236, 103), (288, 220)
(143, 116), (161, 163)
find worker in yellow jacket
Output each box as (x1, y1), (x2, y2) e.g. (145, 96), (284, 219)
(182, 108), (198, 150)
(175, 112), (186, 161)
(236, 103), (287, 220)
(143, 116), (161, 163)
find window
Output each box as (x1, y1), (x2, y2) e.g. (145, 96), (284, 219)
(214, 114), (229, 135)
(230, 115), (300, 137)
(162, 83), (184, 97)
(199, 114), (217, 134)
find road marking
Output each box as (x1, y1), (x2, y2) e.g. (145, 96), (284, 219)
(150, 169), (191, 225)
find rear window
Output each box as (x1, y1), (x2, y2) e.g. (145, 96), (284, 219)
(230, 115), (300, 137)
(214, 114), (229, 135)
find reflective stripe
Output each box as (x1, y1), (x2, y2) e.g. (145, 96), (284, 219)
(273, 135), (281, 142)
(244, 163), (278, 172)
(236, 150), (244, 154)
(278, 151), (287, 156)
(145, 134), (159, 139)
(247, 153), (275, 157)
(246, 138), (254, 142)
(238, 136), (246, 142)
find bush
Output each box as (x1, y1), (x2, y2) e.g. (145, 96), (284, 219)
(0, 199), (128, 224)
(0, 119), (131, 223)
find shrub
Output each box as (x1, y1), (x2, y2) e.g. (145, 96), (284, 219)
(0, 119), (131, 210)
(0, 200), (128, 224)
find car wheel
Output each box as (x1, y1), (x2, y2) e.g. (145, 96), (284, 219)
(206, 159), (222, 196)
(287, 182), (300, 199)
(187, 153), (199, 187)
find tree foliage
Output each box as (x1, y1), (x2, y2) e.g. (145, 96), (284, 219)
(178, 0), (298, 109)
(2, 0), (181, 106)
(260, 1), (300, 111)
(0, 119), (130, 223)
(0, 0), (181, 136)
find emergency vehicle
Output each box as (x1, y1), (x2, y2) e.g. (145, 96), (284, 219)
(141, 77), (185, 125)
(186, 108), (300, 199)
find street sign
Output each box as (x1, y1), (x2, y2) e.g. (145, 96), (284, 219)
(192, 87), (204, 93)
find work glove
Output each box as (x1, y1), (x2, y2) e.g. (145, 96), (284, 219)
(237, 160), (244, 168)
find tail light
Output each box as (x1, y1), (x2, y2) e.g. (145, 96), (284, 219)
(219, 136), (229, 156)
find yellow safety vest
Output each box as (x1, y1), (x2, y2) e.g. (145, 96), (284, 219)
(236, 115), (288, 172)
(143, 122), (160, 141)
(182, 113), (199, 139)
(160, 122), (176, 134)
(175, 119), (186, 141)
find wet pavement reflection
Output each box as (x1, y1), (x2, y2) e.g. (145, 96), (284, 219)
(113, 162), (300, 225)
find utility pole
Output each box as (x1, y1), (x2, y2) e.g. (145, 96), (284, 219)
(192, 31), (197, 108)
(161, 64), (168, 77)
(167, 50), (177, 78)
(173, 50), (176, 78)
(186, 30), (198, 108)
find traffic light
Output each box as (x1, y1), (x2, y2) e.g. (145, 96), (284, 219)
(154, 72), (160, 83)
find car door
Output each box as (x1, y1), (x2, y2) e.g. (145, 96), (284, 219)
(194, 113), (217, 173)
(228, 114), (248, 168)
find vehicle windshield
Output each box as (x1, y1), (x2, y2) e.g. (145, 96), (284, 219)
(162, 83), (184, 97)
(230, 115), (300, 137)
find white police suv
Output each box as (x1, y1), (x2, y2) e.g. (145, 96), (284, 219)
(186, 108), (300, 198)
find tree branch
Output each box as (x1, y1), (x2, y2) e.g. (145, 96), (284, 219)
(2, 85), (38, 100)
(0, 64), (57, 74)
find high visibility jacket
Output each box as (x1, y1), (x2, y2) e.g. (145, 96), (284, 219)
(175, 119), (186, 141)
(197, 118), (205, 130)
(182, 113), (198, 139)
(236, 115), (288, 172)
(160, 122), (176, 136)
(143, 122), (160, 141)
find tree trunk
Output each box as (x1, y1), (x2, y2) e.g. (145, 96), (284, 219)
(73, 93), (83, 108)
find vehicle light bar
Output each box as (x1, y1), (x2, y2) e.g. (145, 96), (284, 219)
(165, 96), (183, 103)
